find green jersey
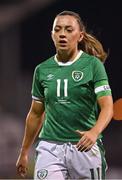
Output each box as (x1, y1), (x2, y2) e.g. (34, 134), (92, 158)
(31, 51), (111, 142)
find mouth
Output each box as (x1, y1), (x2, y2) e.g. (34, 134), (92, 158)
(58, 40), (67, 47)
(59, 40), (67, 43)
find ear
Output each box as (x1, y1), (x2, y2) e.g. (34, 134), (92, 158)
(78, 32), (84, 42)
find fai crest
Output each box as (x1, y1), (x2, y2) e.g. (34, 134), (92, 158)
(72, 71), (83, 81)
(37, 169), (48, 179)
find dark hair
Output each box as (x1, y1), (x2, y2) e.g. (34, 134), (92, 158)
(56, 10), (108, 62)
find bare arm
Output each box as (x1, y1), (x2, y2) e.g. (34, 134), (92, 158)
(16, 99), (44, 177)
(20, 99), (44, 153)
(90, 95), (113, 135)
(76, 95), (113, 151)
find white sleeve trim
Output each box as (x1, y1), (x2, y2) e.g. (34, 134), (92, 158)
(32, 95), (44, 102)
(95, 85), (111, 94)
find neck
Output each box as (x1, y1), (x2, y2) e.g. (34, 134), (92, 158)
(56, 49), (79, 63)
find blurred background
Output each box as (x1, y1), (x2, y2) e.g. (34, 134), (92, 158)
(0, 0), (122, 179)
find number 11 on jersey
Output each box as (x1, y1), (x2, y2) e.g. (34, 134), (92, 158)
(57, 79), (68, 97)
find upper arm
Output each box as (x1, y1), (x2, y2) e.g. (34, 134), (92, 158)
(30, 100), (45, 117)
(92, 58), (112, 99)
(97, 95), (113, 112)
(31, 66), (44, 102)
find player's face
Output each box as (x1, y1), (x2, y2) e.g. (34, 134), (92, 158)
(51, 15), (83, 52)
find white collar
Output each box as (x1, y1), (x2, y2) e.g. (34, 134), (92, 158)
(54, 50), (83, 66)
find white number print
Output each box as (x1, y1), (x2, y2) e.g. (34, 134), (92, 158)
(57, 79), (68, 97)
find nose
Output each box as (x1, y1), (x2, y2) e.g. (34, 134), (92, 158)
(59, 34), (66, 38)
(59, 29), (66, 38)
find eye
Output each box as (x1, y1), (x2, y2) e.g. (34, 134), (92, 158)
(67, 29), (73, 32)
(54, 27), (60, 32)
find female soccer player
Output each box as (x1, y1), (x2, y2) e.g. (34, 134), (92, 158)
(16, 10), (113, 179)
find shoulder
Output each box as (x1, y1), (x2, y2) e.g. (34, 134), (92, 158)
(82, 52), (102, 63)
(82, 52), (104, 68)
(79, 52), (101, 68)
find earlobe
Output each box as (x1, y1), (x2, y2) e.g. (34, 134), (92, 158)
(78, 32), (84, 42)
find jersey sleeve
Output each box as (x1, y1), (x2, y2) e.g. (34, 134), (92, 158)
(31, 66), (44, 102)
(92, 58), (112, 99)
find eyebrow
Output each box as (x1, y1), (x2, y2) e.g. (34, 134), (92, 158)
(55, 25), (73, 28)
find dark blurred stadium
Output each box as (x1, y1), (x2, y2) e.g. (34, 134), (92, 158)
(0, 0), (122, 179)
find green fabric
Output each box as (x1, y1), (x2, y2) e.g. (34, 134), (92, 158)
(31, 52), (112, 142)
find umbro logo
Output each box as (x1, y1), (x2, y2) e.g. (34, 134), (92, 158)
(47, 74), (54, 80)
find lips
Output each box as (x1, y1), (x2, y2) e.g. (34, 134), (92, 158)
(59, 40), (67, 43)
(58, 40), (67, 47)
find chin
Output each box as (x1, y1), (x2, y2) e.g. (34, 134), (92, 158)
(58, 47), (69, 51)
